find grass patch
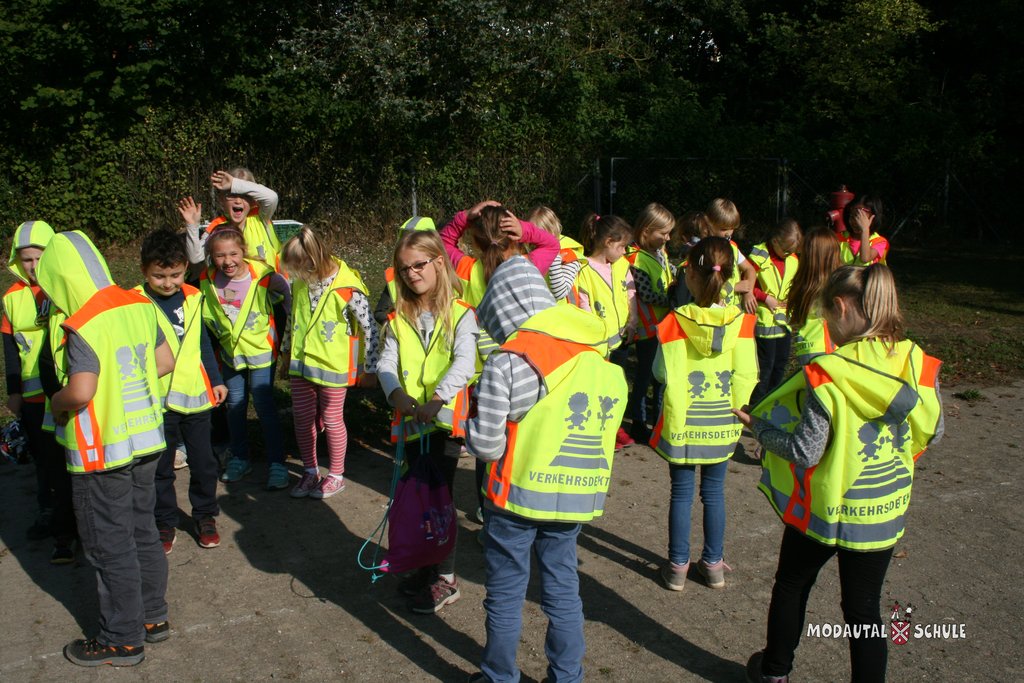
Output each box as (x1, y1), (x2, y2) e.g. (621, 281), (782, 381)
(952, 389), (984, 402)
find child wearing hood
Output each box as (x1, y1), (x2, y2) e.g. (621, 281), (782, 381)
(3, 220), (76, 561)
(36, 231), (175, 667)
(465, 257), (627, 683)
(650, 236), (758, 592)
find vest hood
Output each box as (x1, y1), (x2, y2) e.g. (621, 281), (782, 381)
(7, 220), (55, 284)
(816, 340), (923, 425)
(672, 303), (747, 357)
(36, 231), (114, 316)
(478, 256), (556, 345)
(395, 215), (436, 241)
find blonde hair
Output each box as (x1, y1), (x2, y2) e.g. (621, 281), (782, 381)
(703, 198), (741, 237)
(633, 202), (676, 248)
(686, 236), (735, 307)
(280, 226), (335, 283)
(771, 218), (803, 253)
(526, 205), (562, 237)
(821, 264), (904, 350)
(393, 230), (459, 349)
(788, 226), (841, 330)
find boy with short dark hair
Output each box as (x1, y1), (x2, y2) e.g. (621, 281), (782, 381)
(38, 230), (174, 667)
(138, 229), (228, 553)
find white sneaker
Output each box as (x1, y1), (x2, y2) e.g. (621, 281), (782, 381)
(173, 449), (188, 470)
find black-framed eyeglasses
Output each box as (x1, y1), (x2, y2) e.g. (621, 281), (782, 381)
(398, 257), (438, 276)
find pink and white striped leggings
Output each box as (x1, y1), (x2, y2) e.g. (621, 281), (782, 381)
(289, 377), (348, 475)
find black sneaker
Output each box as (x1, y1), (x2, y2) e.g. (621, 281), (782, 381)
(745, 651), (789, 683)
(50, 540), (76, 565)
(144, 621), (170, 643)
(396, 567), (434, 597)
(159, 527), (176, 555)
(64, 638), (144, 667)
(408, 575), (461, 614)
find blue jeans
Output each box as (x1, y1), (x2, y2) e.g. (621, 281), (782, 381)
(667, 460), (728, 565)
(72, 455), (168, 647)
(627, 336), (663, 434)
(481, 510), (584, 683)
(222, 364), (285, 465)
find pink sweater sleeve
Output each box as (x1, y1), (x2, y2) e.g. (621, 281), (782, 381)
(520, 222), (559, 276)
(439, 210), (469, 268)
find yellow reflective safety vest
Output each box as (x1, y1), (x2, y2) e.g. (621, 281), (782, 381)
(4, 219), (56, 399)
(574, 257), (631, 350)
(200, 259), (281, 370)
(626, 245), (673, 340)
(289, 258), (368, 388)
(754, 339), (942, 550)
(749, 242), (799, 339)
(2, 283), (48, 399)
(137, 284), (216, 414)
(651, 305), (758, 464)
(838, 231), (888, 266)
(41, 310), (68, 434)
(559, 234), (585, 259)
(485, 305), (627, 522)
(792, 310), (835, 366)
(719, 240), (745, 307)
(454, 256), (499, 358)
(206, 213), (282, 270)
(59, 287), (167, 473)
(388, 300), (475, 442)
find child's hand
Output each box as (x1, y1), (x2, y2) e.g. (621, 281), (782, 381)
(211, 170), (234, 192)
(742, 291), (757, 314)
(732, 407), (757, 429)
(414, 398), (443, 424)
(852, 206), (873, 234)
(467, 199), (501, 220)
(734, 280), (751, 294)
(392, 390), (417, 417)
(177, 197), (202, 226)
(6, 394), (23, 418)
(765, 295), (780, 312)
(212, 385), (228, 406)
(500, 211), (522, 242)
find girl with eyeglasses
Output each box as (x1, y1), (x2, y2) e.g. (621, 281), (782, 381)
(278, 226), (379, 499)
(377, 229), (480, 614)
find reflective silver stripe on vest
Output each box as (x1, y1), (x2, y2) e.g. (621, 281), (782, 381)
(749, 246), (770, 260)
(17, 222), (37, 248)
(795, 350), (823, 366)
(21, 377), (43, 394)
(63, 232), (113, 290)
(65, 426), (165, 472)
(548, 455), (610, 470)
(685, 401), (736, 427)
(167, 390), (211, 411)
(656, 438), (736, 463)
(506, 484), (606, 515)
(301, 364), (351, 386)
(710, 325), (725, 353)
(232, 351), (274, 368)
(760, 469), (908, 544)
(756, 324), (786, 337)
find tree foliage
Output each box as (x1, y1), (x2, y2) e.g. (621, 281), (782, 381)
(0, 0), (1014, 241)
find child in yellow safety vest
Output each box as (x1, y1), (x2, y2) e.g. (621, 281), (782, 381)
(748, 218), (802, 406)
(37, 230), (175, 666)
(465, 256), (626, 682)
(137, 229), (228, 554)
(377, 229), (479, 614)
(554, 212), (636, 448)
(3, 220), (76, 562)
(178, 168), (282, 271)
(838, 194), (889, 266)
(785, 227), (842, 367)
(651, 236), (758, 592)
(279, 227), (380, 499)
(525, 205), (585, 302)
(700, 198), (758, 312)
(199, 228), (292, 490)
(624, 203), (677, 443)
(735, 264), (943, 683)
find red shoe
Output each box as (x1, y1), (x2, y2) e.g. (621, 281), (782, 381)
(196, 518), (220, 549)
(159, 527), (176, 555)
(615, 427), (635, 450)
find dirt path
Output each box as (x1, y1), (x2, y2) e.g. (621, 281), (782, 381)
(1, 383), (1019, 682)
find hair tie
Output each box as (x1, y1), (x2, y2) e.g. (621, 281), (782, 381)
(711, 265), (721, 272)
(698, 254), (705, 267)
(594, 214), (601, 221)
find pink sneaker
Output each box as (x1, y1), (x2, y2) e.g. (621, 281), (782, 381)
(290, 471), (321, 498)
(311, 475), (346, 499)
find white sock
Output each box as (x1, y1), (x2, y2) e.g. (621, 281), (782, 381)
(439, 572), (455, 583)
(328, 473), (344, 481)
